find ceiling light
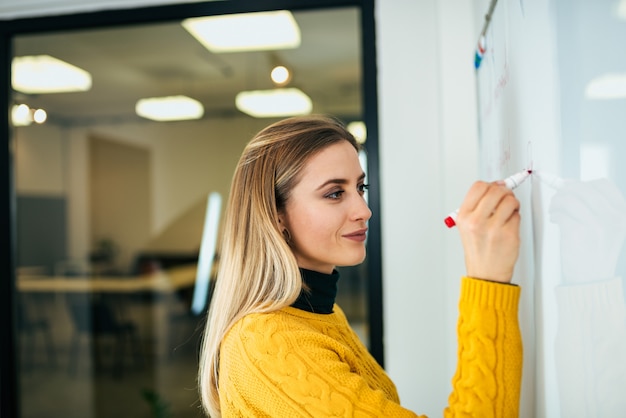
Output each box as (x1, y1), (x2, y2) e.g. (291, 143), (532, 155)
(182, 11), (301, 53)
(11, 104), (47, 126)
(12, 55), (92, 94)
(11, 104), (31, 126)
(235, 88), (312, 118)
(135, 95), (204, 122)
(271, 65), (291, 85)
(585, 73), (626, 100)
(347, 121), (367, 144)
(617, 0), (626, 20)
(33, 109), (48, 124)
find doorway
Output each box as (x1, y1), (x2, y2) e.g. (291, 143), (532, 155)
(1, 2), (380, 416)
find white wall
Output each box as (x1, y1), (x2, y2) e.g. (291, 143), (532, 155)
(75, 117), (267, 236)
(15, 116), (269, 267)
(14, 124), (67, 196)
(377, 1), (477, 414)
(3, 0), (479, 415)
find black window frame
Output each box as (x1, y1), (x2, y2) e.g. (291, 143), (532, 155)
(0, 1), (382, 416)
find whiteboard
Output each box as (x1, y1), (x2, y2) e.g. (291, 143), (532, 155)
(474, 0), (626, 417)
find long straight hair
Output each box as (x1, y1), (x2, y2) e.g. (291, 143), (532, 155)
(198, 115), (359, 417)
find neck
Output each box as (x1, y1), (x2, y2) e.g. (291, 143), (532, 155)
(291, 268), (339, 314)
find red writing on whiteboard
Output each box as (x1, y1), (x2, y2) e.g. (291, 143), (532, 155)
(499, 140), (511, 169)
(481, 61), (510, 120)
(494, 61), (510, 100)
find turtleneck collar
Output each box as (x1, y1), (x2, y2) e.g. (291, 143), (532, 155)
(291, 268), (339, 314)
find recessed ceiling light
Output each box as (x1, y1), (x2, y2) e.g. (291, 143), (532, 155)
(585, 73), (626, 100)
(271, 65), (291, 85)
(135, 95), (204, 122)
(12, 55), (92, 94)
(347, 121), (367, 144)
(617, 0), (626, 20)
(11, 104), (32, 126)
(11, 104), (47, 126)
(33, 108), (47, 124)
(182, 11), (301, 53)
(235, 88), (312, 118)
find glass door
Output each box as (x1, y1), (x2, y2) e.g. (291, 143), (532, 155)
(9, 4), (375, 416)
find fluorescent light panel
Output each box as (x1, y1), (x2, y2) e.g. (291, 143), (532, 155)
(12, 55), (92, 94)
(617, 0), (626, 20)
(136, 95), (204, 122)
(191, 192), (222, 315)
(182, 11), (300, 53)
(585, 73), (626, 100)
(235, 88), (312, 118)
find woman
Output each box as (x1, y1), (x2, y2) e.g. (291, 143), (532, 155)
(198, 115), (522, 417)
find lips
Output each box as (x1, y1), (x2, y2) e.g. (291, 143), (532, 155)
(343, 228), (368, 242)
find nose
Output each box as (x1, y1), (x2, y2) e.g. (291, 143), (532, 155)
(352, 193), (372, 222)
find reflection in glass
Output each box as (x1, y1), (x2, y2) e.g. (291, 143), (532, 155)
(547, 1), (626, 415)
(541, 175), (626, 417)
(13, 7), (364, 417)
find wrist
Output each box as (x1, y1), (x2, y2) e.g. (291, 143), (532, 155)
(464, 270), (513, 284)
(468, 276), (517, 286)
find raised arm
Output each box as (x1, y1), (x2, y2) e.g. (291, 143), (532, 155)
(444, 181), (523, 417)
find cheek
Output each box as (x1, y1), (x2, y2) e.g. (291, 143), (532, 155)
(290, 208), (321, 234)
(288, 204), (334, 239)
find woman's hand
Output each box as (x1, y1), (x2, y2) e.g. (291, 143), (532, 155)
(456, 181), (521, 283)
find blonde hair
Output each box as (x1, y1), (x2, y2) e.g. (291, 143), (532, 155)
(198, 115), (359, 417)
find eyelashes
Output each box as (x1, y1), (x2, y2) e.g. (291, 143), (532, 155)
(325, 184), (369, 200)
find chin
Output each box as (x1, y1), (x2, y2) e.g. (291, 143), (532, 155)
(337, 252), (367, 267)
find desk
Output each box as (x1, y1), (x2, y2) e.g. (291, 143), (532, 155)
(17, 264), (201, 360)
(17, 264), (198, 294)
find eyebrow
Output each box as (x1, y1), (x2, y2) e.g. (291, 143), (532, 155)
(316, 172), (366, 190)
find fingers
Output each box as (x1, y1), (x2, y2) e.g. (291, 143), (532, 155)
(457, 181), (522, 283)
(458, 181), (491, 213)
(490, 192), (521, 226)
(458, 181), (520, 227)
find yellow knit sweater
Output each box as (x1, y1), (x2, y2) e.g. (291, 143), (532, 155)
(218, 277), (522, 417)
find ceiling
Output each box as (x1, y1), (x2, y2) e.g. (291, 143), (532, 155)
(11, 7), (362, 127)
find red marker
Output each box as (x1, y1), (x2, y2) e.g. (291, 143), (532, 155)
(444, 169), (532, 228)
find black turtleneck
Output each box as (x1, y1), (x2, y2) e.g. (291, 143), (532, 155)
(291, 268), (339, 314)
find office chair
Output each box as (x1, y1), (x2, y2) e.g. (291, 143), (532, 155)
(66, 295), (142, 378)
(18, 296), (57, 371)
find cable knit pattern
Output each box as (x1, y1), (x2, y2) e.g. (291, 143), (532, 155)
(445, 278), (522, 418)
(218, 277), (522, 417)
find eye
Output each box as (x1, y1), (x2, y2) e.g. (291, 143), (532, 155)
(325, 189), (344, 200)
(358, 183), (370, 194)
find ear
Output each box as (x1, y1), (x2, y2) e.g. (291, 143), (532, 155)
(277, 211), (286, 226)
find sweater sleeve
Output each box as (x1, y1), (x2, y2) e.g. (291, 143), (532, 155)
(444, 277), (523, 418)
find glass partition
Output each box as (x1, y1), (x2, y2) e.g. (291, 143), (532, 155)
(12, 6), (370, 417)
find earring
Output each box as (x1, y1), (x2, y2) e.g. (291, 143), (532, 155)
(282, 228), (292, 243)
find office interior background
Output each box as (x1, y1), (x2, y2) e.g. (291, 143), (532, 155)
(3, 0), (625, 417)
